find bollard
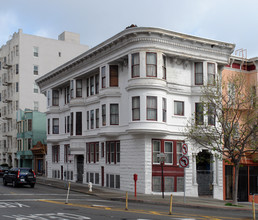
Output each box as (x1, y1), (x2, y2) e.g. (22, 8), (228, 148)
(65, 181), (71, 204)
(125, 192), (128, 210)
(169, 194), (173, 215)
(253, 195), (256, 220)
(88, 182), (92, 192)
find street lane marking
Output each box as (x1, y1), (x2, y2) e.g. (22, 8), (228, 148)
(0, 202), (30, 208)
(2, 213), (91, 219)
(0, 193), (89, 196)
(40, 200), (244, 220)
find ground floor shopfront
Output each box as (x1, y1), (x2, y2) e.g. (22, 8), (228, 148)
(224, 153), (258, 203)
(46, 135), (224, 199)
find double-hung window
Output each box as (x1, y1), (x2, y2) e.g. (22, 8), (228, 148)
(162, 55), (166, 79)
(162, 98), (167, 122)
(76, 112), (82, 135)
(52, 118), (59, 134)
(95, 74), (99, 94)
(132, 96), (140, 121)
(33, 47), (39, 57)
(90, 76), (94, 95)
(146, 53), (157, 77)
(207, 63), (215, 85)
(102, 104), (106, 126)
(176, 142), (183, 165)
(208, 103), (215, 125)
(152, 140), (161, 164)
(52, 145), (60, 163)
(90, 110), (94, 129)
(147, 96), (157, 121)
(106, 141), (120, 164)
(110, 104), (119, 125)
(101, 66), (106, 88)
(195, 103), (204, 125)
(132, 53), (140, 77)
(52, 90), (59, 106)
(164, 141), (173, 164)
(96, 109), (99, 128)
(110, 65), (118, 87)
(195, 62), (203, 85)
(76, 79), (82, 97)
(86, 142), (99, 163)
(34, 65), (38, 75)
(174, 101), (184, 116)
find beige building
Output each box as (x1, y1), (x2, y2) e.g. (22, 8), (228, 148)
(0, 29), (89, 167)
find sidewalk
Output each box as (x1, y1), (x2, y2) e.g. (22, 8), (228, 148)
(37, 176), (257, 212)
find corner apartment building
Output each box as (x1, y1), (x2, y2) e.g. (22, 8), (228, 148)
(0, 29), (89, 167)
(223, 55), (258, 202)
(36, 27), (234, 199)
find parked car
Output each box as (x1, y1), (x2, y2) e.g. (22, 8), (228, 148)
(0, 166), (9, 177)
(3, 168), (36, 188)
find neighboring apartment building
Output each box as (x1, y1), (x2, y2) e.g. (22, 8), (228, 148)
(0, 29), (89, 167)
(223, 56), (258, 203)
(36, 26), (234, 199)
(16, 109), (46, 173)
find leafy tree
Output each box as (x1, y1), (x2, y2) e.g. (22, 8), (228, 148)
(185, 72), (257, 205)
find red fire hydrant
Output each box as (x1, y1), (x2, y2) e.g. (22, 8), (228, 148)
(133, 174), (138, 198)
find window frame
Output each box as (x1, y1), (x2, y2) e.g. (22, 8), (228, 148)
(146, 96), (157, 121)
(132, 96), (140, 121)
(194, 62), (203, 85)
(195, 103), (204, 125)
(110, 104), (119, 125)
(131, 53), (140, 78)
(174, 101), (184, 116)
(76, 79), (82, 98)
(146, 52), (157, 77)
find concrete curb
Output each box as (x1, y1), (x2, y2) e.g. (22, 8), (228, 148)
(36, 178), (256, 212)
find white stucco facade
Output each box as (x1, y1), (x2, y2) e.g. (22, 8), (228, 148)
(36, 27), (235, 199)
(0, 29), (89, 167)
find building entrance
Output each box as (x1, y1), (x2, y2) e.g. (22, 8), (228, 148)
(197, 150), (213, 196)
(77, 155), (84, 183)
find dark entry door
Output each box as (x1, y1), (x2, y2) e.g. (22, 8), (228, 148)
(197, 150), (213, 196)
(101, 166), (104, 187)
(238, 166), (248, 201)
(77, 155), (84, 183)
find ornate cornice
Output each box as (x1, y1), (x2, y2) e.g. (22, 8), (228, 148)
(36, 27), (235, 91)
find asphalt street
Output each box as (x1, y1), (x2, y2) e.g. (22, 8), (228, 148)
(0, 178), (255, 220)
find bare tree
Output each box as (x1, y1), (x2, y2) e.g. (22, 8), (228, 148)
(185, 72), (257, 205)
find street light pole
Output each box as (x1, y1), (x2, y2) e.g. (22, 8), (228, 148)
(157, 153), (166, 199)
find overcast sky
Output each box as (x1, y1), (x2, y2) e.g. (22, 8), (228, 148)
(1, 0), (257, 58)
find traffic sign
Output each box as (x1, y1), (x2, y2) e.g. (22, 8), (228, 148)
(182, 143), (188, 155)
(179, 155), (189, 168)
